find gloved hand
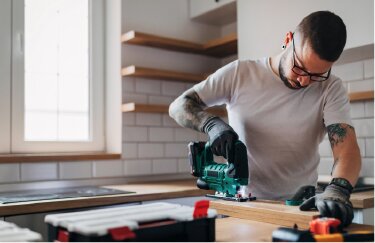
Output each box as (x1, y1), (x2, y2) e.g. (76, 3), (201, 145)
(202, 116), (238, 160)
(299, 184), (353, 226)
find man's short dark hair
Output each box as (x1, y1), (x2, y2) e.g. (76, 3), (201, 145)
(297, 11), (347, 62)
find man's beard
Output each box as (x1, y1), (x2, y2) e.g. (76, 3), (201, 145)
(278, 55), (305, 90)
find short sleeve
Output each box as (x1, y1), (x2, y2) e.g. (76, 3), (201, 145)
(323, 78), (352, 127)
(193, 60), (239, 107)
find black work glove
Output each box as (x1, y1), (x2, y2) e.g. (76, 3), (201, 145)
(299, 184), (354, 226)
(202, 116), (238, 160)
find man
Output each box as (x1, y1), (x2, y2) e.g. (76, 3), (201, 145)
(169, 11), (361, 226)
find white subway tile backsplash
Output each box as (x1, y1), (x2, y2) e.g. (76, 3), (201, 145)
(59, 162), (92, 179)
(365, 138), (374, 157)
(122, 93), (148, 103)
(21, 163), (58, 181)
(332, 61), (363, 82)
(93, 160), (123, 178)
(149, 127), (174, 142)
(364, 100), (374, 117)
(162, 114), (180, 127)
(364, 59), (374, 79)
(357, 138), (366, 157)
(350, 102), (365, 119)
(0, 164), (20, 183)
(178, 158), (191, 173)
(136, 113), (162, 126)
(352, 119), (374, 137)
(360, 158), (374, 177)
(124, 159), (152, 176)
(149, 96), (175, 105)
(152, 159), (178, 174)
(135, 78), (161, 95)
(318, 139), (332, 157)
(123, 126), (148, 142)
(165, 143), (188, 158)
(122, 77), (135, 93)
(122, 113), (136, 126)
(174, 128), (198, 142)
(138, 143), (164, 158)
(348, 79), (374, 93)
(122, 143), (138, 159)
(162, 81), (186, 96)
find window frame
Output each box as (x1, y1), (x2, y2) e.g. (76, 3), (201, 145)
(11, 0), (105, 153)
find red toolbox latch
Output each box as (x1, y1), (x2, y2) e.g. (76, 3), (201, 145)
(109, 226), (136, 241)
(57, 229), (69, 242)
(193, 200), (209, 219)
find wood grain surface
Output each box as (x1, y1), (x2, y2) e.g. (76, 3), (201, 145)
(216, 217), (374, 242)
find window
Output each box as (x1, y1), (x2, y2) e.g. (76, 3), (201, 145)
(11, 0), (105, 152)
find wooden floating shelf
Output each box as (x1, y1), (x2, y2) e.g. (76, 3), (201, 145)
(349, 91), (374, 102)
(122, 30), (237, 58)
(122, 65), (207, 83)
(0, 152), (121, 163)
(122, 103), (227, 117)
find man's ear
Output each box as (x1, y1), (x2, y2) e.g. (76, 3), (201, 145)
(282, 31), (294, 49)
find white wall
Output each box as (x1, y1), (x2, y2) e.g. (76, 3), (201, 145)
(237, 0), (374, 60)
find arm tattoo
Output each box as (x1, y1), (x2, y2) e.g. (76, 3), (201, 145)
(327, 123), (354, 148)
(169, 89), (214, 132)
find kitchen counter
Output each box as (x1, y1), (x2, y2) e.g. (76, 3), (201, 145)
(0, 180), (208, 216)
(0, 179), (372, 217)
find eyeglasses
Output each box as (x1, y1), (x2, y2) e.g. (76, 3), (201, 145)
(291, 34), (331, 82)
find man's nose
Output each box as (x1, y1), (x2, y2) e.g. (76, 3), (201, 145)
(296, 76), (311, 86)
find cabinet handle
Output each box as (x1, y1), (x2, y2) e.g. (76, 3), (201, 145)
(215, 0), (220, 2)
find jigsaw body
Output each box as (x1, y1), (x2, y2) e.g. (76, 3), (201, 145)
(188, 141), (255, 202)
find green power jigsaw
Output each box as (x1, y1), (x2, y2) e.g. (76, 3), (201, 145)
(188, 140), (256, 202)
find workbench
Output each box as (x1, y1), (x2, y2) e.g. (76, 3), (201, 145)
(0, 179), (373, 241)
(215, 217), (374, 242)
(0, 179), (372, 217)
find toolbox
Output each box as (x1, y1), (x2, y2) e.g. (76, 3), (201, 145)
(45, 201), (217, 242)
(0, 220), (42, 242)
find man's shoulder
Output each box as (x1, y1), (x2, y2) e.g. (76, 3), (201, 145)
(230, 58), (269, 73)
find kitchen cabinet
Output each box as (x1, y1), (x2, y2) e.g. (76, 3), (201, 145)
(189, 0), (236, 26)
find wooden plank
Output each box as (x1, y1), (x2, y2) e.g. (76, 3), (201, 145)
(203, 33), (238, 57)
(349, 91), (374, 102)
(122, 30), (237, 57)
(121, 102), (227, 117)
(122, 65), (206, 83)
(350, 190), (374, 208)
(121, 30), (204, 54)
(0, 152), (121, 163)
(210, 200), (319, 230)
(0, 180), (209, 217)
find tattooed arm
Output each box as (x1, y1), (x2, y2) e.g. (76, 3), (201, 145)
(169, 88), (238, 158)
(327, 123), (361, 186)
(169, 88), (214, 132)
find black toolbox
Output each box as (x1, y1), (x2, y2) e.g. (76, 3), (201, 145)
(45, 200), (216, 242)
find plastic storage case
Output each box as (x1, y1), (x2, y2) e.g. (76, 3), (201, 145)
(0, 220), (42, 242)
(45, 201), (216, 242)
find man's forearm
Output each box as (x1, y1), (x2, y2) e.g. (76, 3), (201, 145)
(169, 89), (214, 132)
(328, 123), (361, 186)
(331, 153), (361, 187)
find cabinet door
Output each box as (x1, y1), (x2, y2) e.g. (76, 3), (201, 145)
(190, 0), (236, 25)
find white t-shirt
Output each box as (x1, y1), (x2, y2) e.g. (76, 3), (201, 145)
(193, 58), (352, 200)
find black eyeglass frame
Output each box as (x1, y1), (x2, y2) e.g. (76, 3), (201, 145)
(291, 33), (331, 82)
